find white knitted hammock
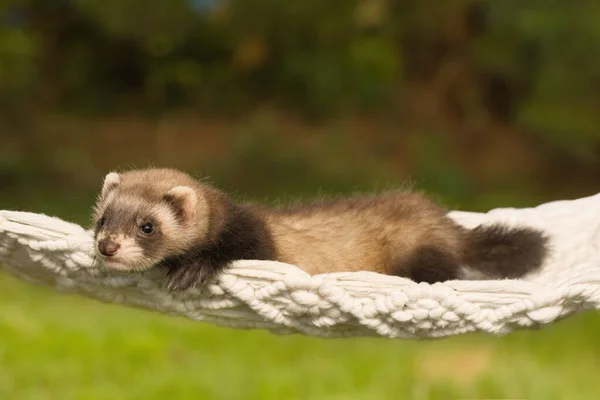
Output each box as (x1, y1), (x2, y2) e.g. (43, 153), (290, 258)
(1, 193), (600, 340)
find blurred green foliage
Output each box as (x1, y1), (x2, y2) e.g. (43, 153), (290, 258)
(0, 0), (598, 199)
(2, 2), (600, 399)
(1, 0), (599, 153)
(476, 1), (600, 160)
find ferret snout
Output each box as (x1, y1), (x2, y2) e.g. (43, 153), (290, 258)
(98, 240), (120, 257)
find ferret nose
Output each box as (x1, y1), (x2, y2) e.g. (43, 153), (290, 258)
(98, 240), (120, 257)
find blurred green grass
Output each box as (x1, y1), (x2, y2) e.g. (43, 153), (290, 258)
(1, 272), (600, 400)
(1, 181), (600, 400)
(2, 0), (600, 396)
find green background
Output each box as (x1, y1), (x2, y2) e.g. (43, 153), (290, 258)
(1, 1), (600, 399)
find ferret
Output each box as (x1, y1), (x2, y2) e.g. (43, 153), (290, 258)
(92, 168), (549, 291)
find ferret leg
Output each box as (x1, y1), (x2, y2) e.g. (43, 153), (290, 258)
(400, 246), (461, 284)
(166, 261), (212, 291)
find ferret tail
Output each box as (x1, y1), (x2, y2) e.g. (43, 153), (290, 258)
(460, 224), (549, 280)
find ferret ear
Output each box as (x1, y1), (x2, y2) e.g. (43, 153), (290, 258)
(101, 172), (120, 199)
(163, 186), (197, 221)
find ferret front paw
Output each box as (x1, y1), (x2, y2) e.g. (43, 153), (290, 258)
(166, 265), (210, 292)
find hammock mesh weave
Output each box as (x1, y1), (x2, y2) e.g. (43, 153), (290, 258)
(1, 193), (600, 339)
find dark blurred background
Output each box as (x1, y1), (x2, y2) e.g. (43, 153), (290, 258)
(1, 0), (600, 212)
(1, 1), (600, 399)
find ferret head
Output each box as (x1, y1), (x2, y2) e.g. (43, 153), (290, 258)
(92, 169), (210, 272)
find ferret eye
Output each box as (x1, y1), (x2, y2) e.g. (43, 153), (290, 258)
(140, 222), (154, 235)
(98, 217), (106, 227)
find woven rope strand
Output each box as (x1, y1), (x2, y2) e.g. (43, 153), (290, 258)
(1, 193), (600, 339)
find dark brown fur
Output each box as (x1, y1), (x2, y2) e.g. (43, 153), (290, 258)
(93, 168), (549, 291)
(161, 201), (277, 291)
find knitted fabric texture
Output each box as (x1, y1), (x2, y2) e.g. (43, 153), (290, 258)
(1, 193), (600, 339)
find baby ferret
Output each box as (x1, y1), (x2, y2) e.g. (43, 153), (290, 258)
(92, 168), (549, 291)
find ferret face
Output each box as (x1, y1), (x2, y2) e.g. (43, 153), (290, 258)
(94, 197), (172, 271)
(93, 170), (207, 272)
